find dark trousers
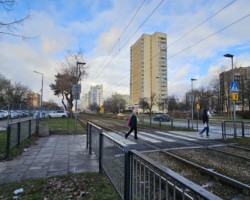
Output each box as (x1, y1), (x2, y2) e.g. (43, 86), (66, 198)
(200, 124), (209, 135)
(125, 126), (137, 138)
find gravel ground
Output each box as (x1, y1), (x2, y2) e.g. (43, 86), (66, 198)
(168, 147), (250, 185)
(145, 150), (250, 199)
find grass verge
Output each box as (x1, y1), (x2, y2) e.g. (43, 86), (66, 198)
(0, 130), (7, 160)
(40, 118), (85, 134)
(0, 172), (119, 200)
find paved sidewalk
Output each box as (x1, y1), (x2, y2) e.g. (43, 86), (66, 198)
(0, 135), (98, 184)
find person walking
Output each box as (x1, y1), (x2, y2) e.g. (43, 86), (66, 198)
(125, 109), (138, 139)
(199, 109), (209, 137)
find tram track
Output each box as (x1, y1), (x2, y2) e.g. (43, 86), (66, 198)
(78, 114), (250, 199)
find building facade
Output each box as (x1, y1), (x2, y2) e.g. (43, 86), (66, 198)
(130, 32), (168, 112)
(89, 84), (104, 106)
(81, 93), (89, 111)
(27, 92), (40, 108)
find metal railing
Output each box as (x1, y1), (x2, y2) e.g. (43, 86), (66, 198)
(222, 121), (250, 139)
(130, 150), (220, 200)
(87, 122), (221, 200)
(6, 119), (37, 157)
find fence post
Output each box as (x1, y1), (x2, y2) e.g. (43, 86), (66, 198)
(89, 124), (92, 155)
(171, 118), (173, 128)
(98, 129), (103, 174)
(6, 125), (11, 158)
(222, 121), (224, 139)
(86, 123), (89, 148)
(187, 118), (190, 129)
(17, 122), (21, 146)
(124, 147), (130, 200)
(233, 121), (237, 139)
(242, 122), (245, 138)
(28, 120), (31, 139)
(36, 118), (39, 135)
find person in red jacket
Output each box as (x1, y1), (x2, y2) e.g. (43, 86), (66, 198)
(125, 109), (138, 139)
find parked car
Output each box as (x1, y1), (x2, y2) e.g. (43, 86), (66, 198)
(49, 110), (68, 118)
(0, 112), (5, 120)
(0, 110), (8, 119)
(153, 114), (171, 122)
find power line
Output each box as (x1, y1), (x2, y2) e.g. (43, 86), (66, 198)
(104, 13), (250, 95)
(89, 0), (145, 82)
(168, 0), (236, 47)
(92, 0), (165, 81)
(169, 13), (250, 59)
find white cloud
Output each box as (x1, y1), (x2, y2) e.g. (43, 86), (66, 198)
(1, 0), (250, 105)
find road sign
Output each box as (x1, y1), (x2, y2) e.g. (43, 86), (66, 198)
(232, 93), (238, 101)
(72, 84), (81, 100)
(196, 103), (200, 110)
(230, 82), (239, 92)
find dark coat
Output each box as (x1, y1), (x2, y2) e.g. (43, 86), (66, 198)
(129, 114), (137, 128)
(202, 110), (209, 124)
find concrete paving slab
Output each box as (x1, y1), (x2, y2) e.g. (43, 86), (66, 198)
(0, 135), (98, 185)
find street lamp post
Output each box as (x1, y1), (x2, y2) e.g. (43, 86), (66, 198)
(224, 54), (236, 137)
(156, 76), (167, 114)
(191, 78), (197, 129)
(74, 62), (86, 129)
(33, 71), (44, 108)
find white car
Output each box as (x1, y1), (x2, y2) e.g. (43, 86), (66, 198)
(49, 110), (68, 118)
(0, 110), (8, 119)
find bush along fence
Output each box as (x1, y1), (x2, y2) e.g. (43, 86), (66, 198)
(86, 122), (221, 200)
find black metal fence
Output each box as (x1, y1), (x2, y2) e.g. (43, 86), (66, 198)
(5, 119), (38, 158)
(87, 122), (221, 200)
(222, 121), (250, 139)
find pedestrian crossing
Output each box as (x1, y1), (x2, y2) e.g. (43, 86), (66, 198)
(107, 130), (199, 145)
(155, 131), (197, 141)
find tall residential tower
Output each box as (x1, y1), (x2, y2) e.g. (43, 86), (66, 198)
(130, 32), (168, 112)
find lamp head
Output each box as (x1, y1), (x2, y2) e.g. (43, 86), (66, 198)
(77, 62), (86, 65)
(224, 54), (234, 58)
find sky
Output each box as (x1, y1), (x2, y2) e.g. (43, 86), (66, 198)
(0, 0), (250, 105)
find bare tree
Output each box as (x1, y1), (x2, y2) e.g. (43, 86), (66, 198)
(88, 103), (100, 113)
(168, 95), (179, 113)
(147, 93), (157, 125)
(103, 93), (126, 114)
(0, 0), (36, 40)
(50, 49), (87, 114)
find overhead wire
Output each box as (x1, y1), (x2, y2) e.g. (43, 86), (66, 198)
(83, 1), (249, 100)
(105, 12), (250, 95)
(169, 13), (250, 59)
(88, 0), (234, 93)
(91, 0), (165, 81)
(88, 0), (146, 82)
(167, 0), (236, 47)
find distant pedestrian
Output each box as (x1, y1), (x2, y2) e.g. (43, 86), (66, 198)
(199, 109), (209, 137)
(125, 109), (138, 139)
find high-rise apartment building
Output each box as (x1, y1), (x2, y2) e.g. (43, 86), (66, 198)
(81, 93), (89, 110)
(130, 32), (168, 112)
(89, 84), (104, 106)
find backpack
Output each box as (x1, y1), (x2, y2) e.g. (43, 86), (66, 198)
(127, 117), (131, 126)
